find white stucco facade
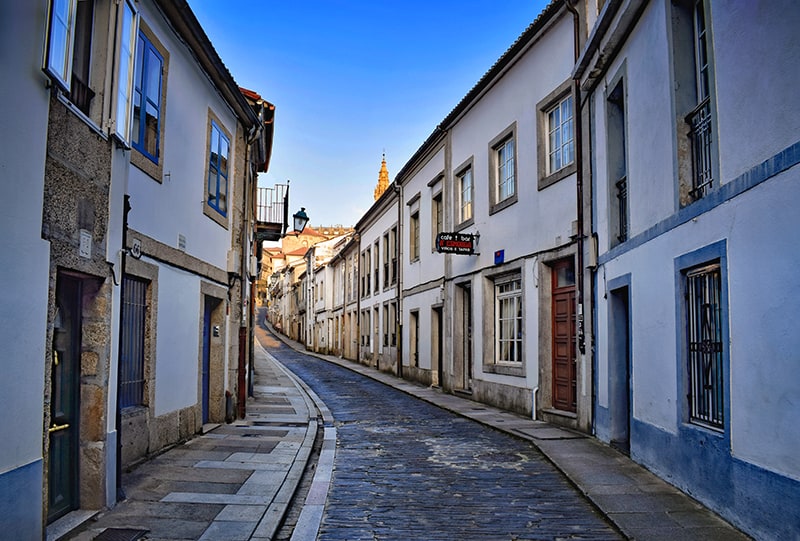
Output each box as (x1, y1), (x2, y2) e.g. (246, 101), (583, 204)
(582, 1), (800, 538)
(0, 2), (54, 535)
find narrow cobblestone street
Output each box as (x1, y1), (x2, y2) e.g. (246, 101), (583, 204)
(260, 328), (622, 541)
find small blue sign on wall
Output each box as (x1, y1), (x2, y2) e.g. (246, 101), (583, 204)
(494, 249), (504, 265)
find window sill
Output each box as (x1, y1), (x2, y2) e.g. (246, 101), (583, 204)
(489, 194), (518, 216)
(539, 162), (576, 191)
(455, 218), (474, 232)
(203, 202), (229, 229)
(483, 362), (524, 377)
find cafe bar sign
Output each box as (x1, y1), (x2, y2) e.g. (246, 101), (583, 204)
(435, 232), (475, 255)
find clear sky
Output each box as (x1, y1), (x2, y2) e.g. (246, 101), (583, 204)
(188, 1), (551, 227)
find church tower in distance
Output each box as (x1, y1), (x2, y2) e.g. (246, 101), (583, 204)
(374, 153), (390, 200)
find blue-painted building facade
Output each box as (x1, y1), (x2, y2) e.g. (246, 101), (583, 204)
(576, 1), (800, 539)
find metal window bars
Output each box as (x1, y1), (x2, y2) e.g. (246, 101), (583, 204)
(615, 175), (628, 243)
(687, 97), (713, 200)
(686, 264), (724, 429)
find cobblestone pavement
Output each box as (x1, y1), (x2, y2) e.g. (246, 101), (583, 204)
(264, 338), (623, 541)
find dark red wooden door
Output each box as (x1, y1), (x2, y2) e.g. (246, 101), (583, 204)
(552, 261), (577, 412)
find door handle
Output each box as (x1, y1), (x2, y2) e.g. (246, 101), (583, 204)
(48, 423), (70, 433)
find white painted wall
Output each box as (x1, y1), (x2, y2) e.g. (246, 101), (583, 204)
(592, 0), (800, 480)
(127, 3), (238, 271)
(401, 147), (445, 289)
(358, 197), (399, 354)
(713, 0), (800, 183)
(153, 266), (201, 415)
(449, 15), (577, 279)
(0, 0), (52, 476)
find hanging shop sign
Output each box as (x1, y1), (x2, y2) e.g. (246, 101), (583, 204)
(436, 232), (475, 255)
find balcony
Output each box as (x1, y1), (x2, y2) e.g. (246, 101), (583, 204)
(256, 183), (288, 242)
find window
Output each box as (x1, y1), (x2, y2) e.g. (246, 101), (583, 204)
(365, 248), (371, 294)
(120, 275), (147, 408)
(374, 241), (380, 292)
(607, 77), (628, 245)
(206, 120), (230, 217)
(132, 30), (164, 164)
(410, 310), (419, 367)
(496, 138), (515, 201)
(548, 96), (574, 175)
(456, 163), (474, 225)
(390, 301), (397, 346)
(671, 0), (717, 205)
(44, 0), (76, 90)
(495, 276), (522, 363)
(113, 0), (138, 142)
(489, 124), (517, 213)
(410, 211), (420, 261)
(687, 0), (713, 199)
(685, 263), (724, 429)
(383, 304), (389, 347)
(432, 192), (443, 248)
(538, 82), (576, 189)
(383, 233), (390, 286)
(390, 226), (398, 284)
(44, 0), (101, 117)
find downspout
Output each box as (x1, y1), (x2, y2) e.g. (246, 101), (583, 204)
(114, 194), (131, 501)
(565, 0), (591, 432)
(239, 121), (262, 418)
(394, 183), (403, 379)
(565, 0), (584, 354)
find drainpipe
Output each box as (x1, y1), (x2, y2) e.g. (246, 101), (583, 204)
(114, 194), (131, 501)
(394, 183), (403, 379)
(565, 0), (585, 356)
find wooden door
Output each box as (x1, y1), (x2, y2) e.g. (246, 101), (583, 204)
(48, 275), (81, 522)
(552, 260), (577, 412)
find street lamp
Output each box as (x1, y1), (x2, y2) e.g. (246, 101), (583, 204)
(292, 207), (309, 234)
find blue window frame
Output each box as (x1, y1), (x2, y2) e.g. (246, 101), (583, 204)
(132, 31), (163, 164)
(207, 121), (230, 216)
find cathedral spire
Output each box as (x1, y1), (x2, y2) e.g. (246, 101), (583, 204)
(374, 152), (390, 200)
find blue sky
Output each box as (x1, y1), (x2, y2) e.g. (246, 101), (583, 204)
(189, 1), (550, 227)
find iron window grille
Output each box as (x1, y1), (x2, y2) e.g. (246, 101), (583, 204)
(615, 175), (628, 243)
(686, 263), (724, 429)
(687, 97), (713, 200)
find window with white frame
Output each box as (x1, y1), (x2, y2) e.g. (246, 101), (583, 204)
(456, 162), (473, 225)
(489, 124), (517, 212)
(113, 0), (138, 142)
(44, 0), (77, 90)
(547, 95), (574, 175)
(495, 276), (522, 363)
(495, 138), (515, 202)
